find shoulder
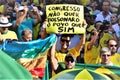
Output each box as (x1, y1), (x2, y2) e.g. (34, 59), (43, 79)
(96, 12), (103, 16)
(8, 30), (16, 33)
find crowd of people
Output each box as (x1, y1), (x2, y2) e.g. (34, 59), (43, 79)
(0, 0), (120, 79)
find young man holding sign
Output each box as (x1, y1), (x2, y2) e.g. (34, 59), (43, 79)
(49, 33), (85, 77)
(54, 34), (86, 62)
(46, 4), (87, 77)
(46, 4), (86, 62)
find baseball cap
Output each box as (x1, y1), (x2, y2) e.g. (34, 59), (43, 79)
(65, 53), (76, 62)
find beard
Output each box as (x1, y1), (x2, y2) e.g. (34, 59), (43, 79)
(111, 50), (116, 55)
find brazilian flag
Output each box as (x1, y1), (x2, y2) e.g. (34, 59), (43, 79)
(0, 50), (32, 79)
(50, 63), (120, 80)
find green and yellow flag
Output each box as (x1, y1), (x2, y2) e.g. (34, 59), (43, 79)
(0, 50), (32, 79)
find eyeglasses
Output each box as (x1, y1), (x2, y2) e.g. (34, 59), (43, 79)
(102, 54), (111, 57)
(61, 39), (70, 43)
(110, 44), (117, 47)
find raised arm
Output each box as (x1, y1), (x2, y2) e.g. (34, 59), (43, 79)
(14, 6), (28, 28)
(50, 38), (58, 70)
(87, 30), (98, 50)
(74, 33), (86, 52)
(32, 6), (41, 25)
(74, 20), (87, 52)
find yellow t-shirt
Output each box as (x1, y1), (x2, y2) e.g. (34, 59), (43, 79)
(100, 33), (113, 48)
(110, 53), (120, 66)
(0, 5), (4, 13)
(55, 47), (80, 62)
(79, 0), (90, 5)
(33, 0), (39, 4)
(84, 42), (101, 64)
(33, 23), (40, 40)
(2, 30), (18, 41)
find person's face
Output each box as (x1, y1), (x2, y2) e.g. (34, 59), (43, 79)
(108, 40), (117, 54)
(102, 2), (110, 12)
(95, 22), (103, 31)
(91, 1), (97, 8)
(84, 13), (91, 24)
(101, 52), (111, 65)
(110, 15), (117, 24)
(22, 34), (32, 42)
(39, 28), (48, 39)
(0, 27), (8, 34)
(60, 37), (71, 49)
(18, 10), (25, 17)
(90, 29), (98, 39)
(65, 59), (75, 69)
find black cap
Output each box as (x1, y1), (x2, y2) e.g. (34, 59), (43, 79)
(65, 53), (76, 62)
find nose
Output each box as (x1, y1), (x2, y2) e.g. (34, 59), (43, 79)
(68, 61), (71, 63)
(105, 55), (108, 59)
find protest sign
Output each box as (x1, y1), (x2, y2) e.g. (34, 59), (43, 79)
(46, 4), (85, 34)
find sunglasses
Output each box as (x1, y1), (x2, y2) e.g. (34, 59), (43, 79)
(61, 39), (70, 43)
(110, 44), (117, 47)
(65, 59), (74, 63)
(102, 54), (111, 57)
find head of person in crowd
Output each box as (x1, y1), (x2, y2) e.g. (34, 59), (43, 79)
(101, 1), (110, 13)
(60, 34), (73, 51)
(108, 39), (118, 55)
(7, 0), (16, 8)
(84, 7), (96, 25)
(21, 28), (32, 42)
(0, 17), (12, 34)
(107, 39), (118, 55)
(39, 21), (49, 39)
(64, 53), (76, 69)
(99, 20), (110, 33)
(28, 6), (38, 19)
(89, 1), (99, 11)
(100, 47), (112, 66)
(28, 4), (46, 22)
(87, 29), (98, 41)
(84, 7), (91, 24)
(110, 13), (118, 25)
(94, 21), (103, 31)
